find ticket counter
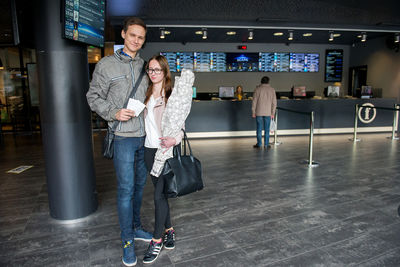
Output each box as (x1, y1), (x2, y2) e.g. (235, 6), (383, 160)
(186, 98), (398, 138)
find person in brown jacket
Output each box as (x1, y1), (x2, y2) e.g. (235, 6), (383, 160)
(251, 76), (277, 149)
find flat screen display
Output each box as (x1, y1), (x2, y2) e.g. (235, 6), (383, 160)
(210, 53), (227, 72)
(304, 53), (319, 72)
(327, 86), (340, 97)
(289, 53), (305, 72)
(218, 86), (235, 98)
(176, 52), (194, 72)
(293, 86), (306, 97)
(259, 53), (289, 72)
(114, 44), (124, 52)
(361, 86), (372, 95)
(325, 49), (343, 82)
(226, 53), (259, 72)
(192, 86), (197, 98)
(194, 52), (211, 72)
(63, 0), (106, 47)
(161, 52), (178, 72)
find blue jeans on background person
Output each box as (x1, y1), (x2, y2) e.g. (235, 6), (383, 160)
(113, 135), (147, 242)
(256, 116), (271, 147)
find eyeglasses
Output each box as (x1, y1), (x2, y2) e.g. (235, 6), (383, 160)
(146, 68), (162, 75)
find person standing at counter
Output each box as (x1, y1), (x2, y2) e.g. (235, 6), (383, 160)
(252, 76), (277, 149)
(86, 17), (152, 267)
(235, 85), (245, 100)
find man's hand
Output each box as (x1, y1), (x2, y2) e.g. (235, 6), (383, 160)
(116, 109), (135, 121)
(252, 114), (256, 118)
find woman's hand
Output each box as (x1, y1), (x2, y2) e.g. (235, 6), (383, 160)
(160, 136), (176, 149)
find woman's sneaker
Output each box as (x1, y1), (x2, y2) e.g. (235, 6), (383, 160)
(163, 229), (175, 250)
(143, 239), (163, 264)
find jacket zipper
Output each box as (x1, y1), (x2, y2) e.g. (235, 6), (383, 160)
(129, 61), (145, 136)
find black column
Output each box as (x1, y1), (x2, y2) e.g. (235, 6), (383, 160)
(35, 0), (97, 220)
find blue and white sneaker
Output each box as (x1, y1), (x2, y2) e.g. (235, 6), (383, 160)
(143, 239), (163, 264)
(134, 228), (152, 242)
(122, 240), (137, 266)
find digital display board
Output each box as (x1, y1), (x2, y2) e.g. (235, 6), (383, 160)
(210, 53), (227, 72)
(161, 52), (178, 72)
(289, 53), (306, 72)
(304, 53), (319, 72)
(325, 49), (343, 82)
(259, 53), (290, 72)
(63, 0), (106, 47)
(176, 52), (194, 72)
(160, 51), (318, 73)
(226, 53), (259, 72)
(194, 52), (211, 72)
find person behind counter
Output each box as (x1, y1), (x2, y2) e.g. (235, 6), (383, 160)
(235, 85), (245, 101)
(251, 76), (277, 149)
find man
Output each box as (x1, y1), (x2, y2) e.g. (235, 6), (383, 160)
(86, 17), (151, 266)
(252, 76), (277, 149)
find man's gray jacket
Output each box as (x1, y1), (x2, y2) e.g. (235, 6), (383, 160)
(86, 49), (148, 137)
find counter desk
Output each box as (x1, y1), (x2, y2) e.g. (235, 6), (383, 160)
(185, 98), (398, 138)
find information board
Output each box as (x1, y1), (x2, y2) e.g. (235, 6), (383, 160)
(325, 49), (343, 82)
(304, 53), (319, 72)
(63, 0), (106, 47)
(210, 53), (227, 72)
(259, 53), (290, 72)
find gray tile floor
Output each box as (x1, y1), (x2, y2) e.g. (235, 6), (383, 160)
(1, 132), (400, 266)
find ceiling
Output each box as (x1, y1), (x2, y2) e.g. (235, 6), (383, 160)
(106, 0), (400, 45)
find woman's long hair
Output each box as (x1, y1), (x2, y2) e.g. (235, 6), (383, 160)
(144, 55), (172, 104)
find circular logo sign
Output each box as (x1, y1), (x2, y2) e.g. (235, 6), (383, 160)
(358, 103), (376, 124)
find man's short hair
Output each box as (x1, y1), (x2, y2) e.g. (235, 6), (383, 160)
(261, 76), (270, 84)
(123, 17), (147, 32)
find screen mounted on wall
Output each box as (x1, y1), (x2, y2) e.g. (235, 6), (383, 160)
(325, 49), (343, 82)
(62, 0), (106, 47)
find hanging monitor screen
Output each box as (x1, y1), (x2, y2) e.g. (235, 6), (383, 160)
(226, 53), (259, 72)
(62, 0), (106, 47)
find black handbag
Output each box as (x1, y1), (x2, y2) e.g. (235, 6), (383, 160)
(102, 127), (115, 159)
(102, 62), (146, 159)
(162, 130), (204, 198)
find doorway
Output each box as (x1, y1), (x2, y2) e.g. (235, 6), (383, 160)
(348, 65), (367, 97)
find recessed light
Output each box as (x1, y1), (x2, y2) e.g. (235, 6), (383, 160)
(273, 32), (283, 36)
(357, 35), (362, 38)
(164, 31), (171, 35)
(226, 31), (236, 35)
(303, 33), (312, 37)
(333, 33), (341, 37)
(195, 31), (203, 35)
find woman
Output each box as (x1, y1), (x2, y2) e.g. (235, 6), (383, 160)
(235, 85), (245, 100)
(142, 55), (188, 264)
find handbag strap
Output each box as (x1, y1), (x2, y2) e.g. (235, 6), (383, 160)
(110, 61), (146, 132)
(180, 129), (195, 160)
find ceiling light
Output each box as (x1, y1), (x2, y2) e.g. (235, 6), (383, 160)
(333, 33), (341, 38)
(164, 30), (171, 35)
(202, 29), (207, 39)
(160, 29), (165, 39)
(195, 30), (203, 35)
(248, 30), (254, 40)
(395, 33), (400, 43)
(329, 32), (334, 42)
(357, 34), (362, 38)
(273, 32), (283, 36)
(226, 31), (236, 35)
(288, 31), (293, 41)
(303, 33), (312, 37)
(361, 32), (367, 42)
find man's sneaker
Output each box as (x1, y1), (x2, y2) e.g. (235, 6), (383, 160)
(122, 240), (137, 266)
(134, 228), (152, 242)
(143, 239), (163, 264)
(163, 229), (175, 250)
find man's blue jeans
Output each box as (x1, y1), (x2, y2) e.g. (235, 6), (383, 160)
(113, 136), (147, 242)
(256, 116), (271, 147)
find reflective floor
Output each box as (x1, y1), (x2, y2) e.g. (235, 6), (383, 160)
(1, 132), (400, 266)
